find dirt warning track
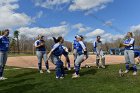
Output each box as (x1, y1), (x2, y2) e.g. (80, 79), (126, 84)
(6, 55), (125, 69)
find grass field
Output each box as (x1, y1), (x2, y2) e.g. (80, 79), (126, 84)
(0, 65), (140, 93)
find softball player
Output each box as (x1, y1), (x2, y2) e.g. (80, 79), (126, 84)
(73, 35), (79, 69)
(93, 36), (105, 69)
(34, 35), (50, 74)
(123, 32), (137, 75)
(0, 29), (10, 80)
(72, 35), (88, 78)
(73, 37), (78, 62)
(52, 37), (71, 70)
(62, 46), (71, 70)
(48, 36), (65, 79)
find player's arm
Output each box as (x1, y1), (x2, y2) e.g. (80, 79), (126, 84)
(47, 43), (59, 59)
(0, 37), (3, 45)
(62, 46), (68, 52)
(79, 41), (87, 55)
(47, 50), (53, 60)
(52, 37), (58, 43)
(93, 41), (97, 52)
(93, 41), (98, 54)
(80, 41), (88, 59)
(34, 41), (44, 48)
(123, 39), (134, 46)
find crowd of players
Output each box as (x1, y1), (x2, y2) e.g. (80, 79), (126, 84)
(0, 29), (140, 80)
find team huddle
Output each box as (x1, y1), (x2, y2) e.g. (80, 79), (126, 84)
(0, 29), (138, 80)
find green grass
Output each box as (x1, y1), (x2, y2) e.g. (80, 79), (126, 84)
(1, 65), (140, 93)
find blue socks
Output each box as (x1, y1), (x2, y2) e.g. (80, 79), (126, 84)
(0, 66), (4, 77)
(45, 61), (49, 70)
(133, 65), (137, 72)
(56, 60), (64, 78)
(126, 63), (137, 72)
(75, 65), (80, 75)
(38, 63), (42, 70)
(126, 64), (129, 70)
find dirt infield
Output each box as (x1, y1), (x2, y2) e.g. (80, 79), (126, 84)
(6, 55), (125, 69)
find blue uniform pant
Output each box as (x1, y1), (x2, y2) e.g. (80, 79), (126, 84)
(0, 51), (8, 77)
(75, 54), (85, 75)
(73, 49), (77, 67)
(36, 51), (49, 70)
(124, 50), (137, 71)
(51, 54), (65, 77)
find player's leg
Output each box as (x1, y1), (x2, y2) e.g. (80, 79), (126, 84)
(124, 50), (130, 73)
(0, 52), (4, 78)
(96, 55), (100, 68)
(51, 55), (63, 79)
(65, 54), (71, 70)
(100, 51), (105, 68)
(72, 54), (84, 78)
(0, 52), (8, 80)
(36, 51), (43, 73)
(60, 60), (65, 78)
(73, 49), (77, 69)
(43, 52), (50, 73)
(101, 57), (106, 68)
(56, 59), (65, 79)
(129, 50), (137, 75)
(56, 60), (61, 78)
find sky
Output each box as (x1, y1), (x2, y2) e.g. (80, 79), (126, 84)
(0, 0), (140, 42)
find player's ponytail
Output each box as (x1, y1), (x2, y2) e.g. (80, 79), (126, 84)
(127, 32), (133, 38)
(130, 32), (133, 38)
(52, 36), (64, 43)
(57, 36), (64, 43)
(52, 37), (58, 43)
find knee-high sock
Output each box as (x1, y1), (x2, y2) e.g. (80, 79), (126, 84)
(61, 66), (65, 76)
(126, 63), (129, 70)
(101, 58), (105, 66)
(75, 65), (80, 75)
(45, 61), (49, 70)
(56, 61), (63, 77)
(38, 63), (42, 70)
(133, 65), (137, 72)
(0, 66), (4, 77)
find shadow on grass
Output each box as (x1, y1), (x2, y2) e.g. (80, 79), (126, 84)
(104, 65), (109, 69)
(0, 78), (35, 87)
(80, 68), (97, 76)
(12, 70), (37, 78)
(0, 83), (42, 93)
(80, 65), (110, 76)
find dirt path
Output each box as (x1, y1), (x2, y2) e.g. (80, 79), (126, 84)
(6, 55), (125, 69)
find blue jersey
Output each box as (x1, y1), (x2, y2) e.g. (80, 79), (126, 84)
(93, 41), (102, 52)
(52, 43), (64, 56)
(123, 38), (135, 50)
(73, 40), (78, 49)
(34, 40), (46, 51)
(0, 36), (10, 52)
(76, 41), (86, 55)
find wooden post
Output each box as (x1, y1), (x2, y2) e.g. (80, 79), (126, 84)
(33, 44), (35, 55)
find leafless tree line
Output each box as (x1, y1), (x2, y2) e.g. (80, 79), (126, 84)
(1, 30), (140, 55)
